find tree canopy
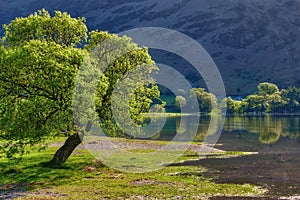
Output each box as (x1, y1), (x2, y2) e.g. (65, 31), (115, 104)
(257, 82), (279, 96)
(174, 88), (217, 113)
(222, 82), (300, 114)
(0, 9), (160, 166)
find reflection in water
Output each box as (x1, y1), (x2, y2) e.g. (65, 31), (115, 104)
(151, 115), (300, 196)
(150, 115), (300, 144)
(225, 115), (300, 144)
(147, 114), (300, 196)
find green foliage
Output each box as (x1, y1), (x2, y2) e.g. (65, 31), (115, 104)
(222, 82), (300, 114)
(149, 104), (166, 113)
(235, 101), (248, 114)
(220, 97), (235, 114)
(257, 82), (279, 96)
(174, 83), (300, 114)
(281, 86), (300, 112)
(175, 95), (187, 109)
(226, 97), (236, 114)
(84, 31), (160, 136)
(173, 88), (217, 113)
(0, 12), (87, 157)
(189, 88), (217, 113)
(2, 9), (87, 47)
(244, 94), (266, 112)
(0, 10), (160, 159)
(265, 93), (287, 112)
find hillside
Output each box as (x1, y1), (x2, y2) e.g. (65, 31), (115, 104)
(1, 0), (300, 95)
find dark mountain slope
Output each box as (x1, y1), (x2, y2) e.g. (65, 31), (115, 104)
(1, 0), (300, 95)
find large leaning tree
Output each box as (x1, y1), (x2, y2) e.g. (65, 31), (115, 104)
(0, 9), (160, 167)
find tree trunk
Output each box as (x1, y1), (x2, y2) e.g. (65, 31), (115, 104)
(45, 133), (82, 167)
(44, 121), (92, 167)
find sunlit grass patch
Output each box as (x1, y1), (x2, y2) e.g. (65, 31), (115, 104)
(1, 140), (266, 199)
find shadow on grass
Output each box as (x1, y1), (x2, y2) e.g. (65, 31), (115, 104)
(0, 147), (105, 193)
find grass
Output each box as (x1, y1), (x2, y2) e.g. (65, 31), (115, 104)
(0, 138), (266, 199)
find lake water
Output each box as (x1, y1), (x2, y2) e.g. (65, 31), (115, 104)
(150, 114), (300, 144)
(149, 115), (300, 196)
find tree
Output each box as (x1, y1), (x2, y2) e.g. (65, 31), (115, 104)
(281, 86), (300, 112)
(189, 88), (217, 113)
(235, 100), (248, 114)
(244, 94), (266, 113)
(265, 93), (287, 113)
(257, 82), (279, 96)
(0, 10), (160, 166)
(175, 96), (187, 109)
(85, 31), (159, 137)
(220, 97), (235, 114)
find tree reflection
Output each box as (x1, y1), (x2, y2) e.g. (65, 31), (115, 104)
(258, 128), (281, 144)
(149, 114), (300, 144)
(223, 115), (300, 144)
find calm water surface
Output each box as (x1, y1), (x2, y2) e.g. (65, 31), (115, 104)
(150, 115), (300, 196)
(151, 115), (300, 144)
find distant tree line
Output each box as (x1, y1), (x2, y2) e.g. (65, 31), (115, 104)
(222, 82), (300, 114)
(175, 82), (300, 114)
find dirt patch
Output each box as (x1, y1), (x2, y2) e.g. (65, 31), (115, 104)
(131, 178), (178, 186)
(0, 186), (66, 200)
(209, 196), (300, 200)
(51, 137), (224, 155)
(0, 187), (27, 200)
(83, 137), (224, 154)
(20, 190), (67, 199)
